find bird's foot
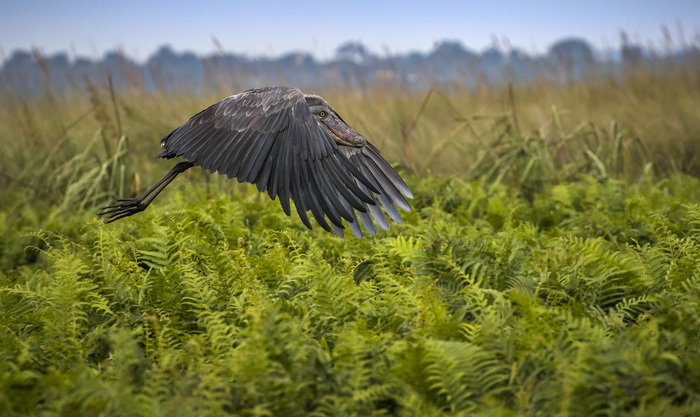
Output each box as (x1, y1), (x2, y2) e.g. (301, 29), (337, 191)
(97, 198), (147, 223)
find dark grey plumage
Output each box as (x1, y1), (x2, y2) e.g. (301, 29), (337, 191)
(98, 86), (412, 238)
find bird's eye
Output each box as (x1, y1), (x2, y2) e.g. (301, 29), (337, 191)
(319, 111), (327, 117)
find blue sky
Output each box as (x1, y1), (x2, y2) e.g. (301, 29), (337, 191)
(1, 0), (698, 61)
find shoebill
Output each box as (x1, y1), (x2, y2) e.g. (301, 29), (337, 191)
(98, 86), (412, 238)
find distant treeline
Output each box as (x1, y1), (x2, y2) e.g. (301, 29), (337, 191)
(1, 37), (698, 96)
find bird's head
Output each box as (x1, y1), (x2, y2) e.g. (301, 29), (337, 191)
(305, 94), (366, 148)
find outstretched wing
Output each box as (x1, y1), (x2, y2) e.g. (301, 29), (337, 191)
(158, 86), (411, 237)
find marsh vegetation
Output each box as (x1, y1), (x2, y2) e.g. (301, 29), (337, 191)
(1, 60), (700, 415)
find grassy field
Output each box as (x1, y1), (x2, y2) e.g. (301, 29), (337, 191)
(1, 66), (700, 416)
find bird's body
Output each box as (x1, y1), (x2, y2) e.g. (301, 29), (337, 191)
(99, 86), (412, 238)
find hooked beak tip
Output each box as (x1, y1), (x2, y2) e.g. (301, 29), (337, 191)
(323, 114), (365, 148)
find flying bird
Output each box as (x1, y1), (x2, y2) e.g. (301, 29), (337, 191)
(98, 86), (413, 238)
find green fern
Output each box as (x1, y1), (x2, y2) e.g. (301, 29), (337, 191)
(2, 165), (700, 416)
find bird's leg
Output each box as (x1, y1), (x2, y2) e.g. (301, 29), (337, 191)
(98, 161), (194, 223)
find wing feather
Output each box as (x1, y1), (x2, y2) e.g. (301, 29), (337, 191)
(361, 154), (411, 212)
(331, 224), (345, 238)
(254, 131), (284, 190)
(305, 160), (346, 227)
(362, 144), (413, 198)
(356, 207), (377, 236)
(278, 134), (293, 216)
(290, 156), (315, 230)
(298, 158), (332, 232)
(314, 160), (355, 221)
(355, 164), (390, 230)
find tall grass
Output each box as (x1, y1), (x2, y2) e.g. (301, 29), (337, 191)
(1, 61), (698, 223)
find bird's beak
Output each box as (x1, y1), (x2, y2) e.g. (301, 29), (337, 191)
(322, 113), (366, 148)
